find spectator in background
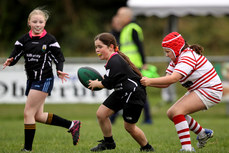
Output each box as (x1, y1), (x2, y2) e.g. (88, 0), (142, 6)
(161, 82), (177, 103)
(3, 8), (81, 151)
(115, 7), (153, 124)
(110, 15), (121, 45)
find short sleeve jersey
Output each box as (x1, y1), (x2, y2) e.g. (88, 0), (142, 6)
(9, 32), (65, 81)
(166, 48), (223, 103)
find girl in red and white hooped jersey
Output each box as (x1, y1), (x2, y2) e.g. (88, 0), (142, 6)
(141, 32), (223, 152)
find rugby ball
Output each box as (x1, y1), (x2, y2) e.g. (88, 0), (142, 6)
(77, 66), (103, 91)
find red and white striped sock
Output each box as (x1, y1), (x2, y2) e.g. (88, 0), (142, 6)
(173, 114), (192, 150)
(185, 115), (205, 137)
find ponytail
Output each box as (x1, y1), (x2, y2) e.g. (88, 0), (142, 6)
(182, 42), (204, 55)
(189, 44), (204, 55)
(117, 50), (142, 77)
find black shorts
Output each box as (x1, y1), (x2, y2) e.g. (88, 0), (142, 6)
(103, 91), (144, 124)
(25, 77), (54, 96)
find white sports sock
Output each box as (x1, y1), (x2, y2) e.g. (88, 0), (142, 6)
(69, 121), (74, 129)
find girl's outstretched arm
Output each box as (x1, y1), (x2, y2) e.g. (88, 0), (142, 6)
(141, 72), (183, 87)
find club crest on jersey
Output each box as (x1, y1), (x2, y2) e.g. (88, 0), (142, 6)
(41, 44), (47, 52)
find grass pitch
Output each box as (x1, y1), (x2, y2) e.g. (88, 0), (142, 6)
(0, 102), (229, 153)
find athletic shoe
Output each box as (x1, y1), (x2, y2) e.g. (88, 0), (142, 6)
(196, 129), (213, 148)
(90, 140), (116, 152)
(140, 144), (154, 152)
(68, 120), (81, 145)
(21, 148), (32, 152)
(142, 119), (153, 125)
(180, 147), (195, 152)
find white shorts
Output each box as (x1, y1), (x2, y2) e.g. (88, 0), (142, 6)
(185, 89), (222, 110)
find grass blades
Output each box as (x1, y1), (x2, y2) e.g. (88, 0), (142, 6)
(0, 103), (229, 153)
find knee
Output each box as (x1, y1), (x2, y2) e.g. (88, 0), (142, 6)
(124, 124), (134, 134)
(24, 108), (34, 120)
(124, 126), (131, 133)
(167, 107), (186, 121)
(23, 110), (29, 119)
(96, 109), (105, 121)
(167, 108), (174, 120)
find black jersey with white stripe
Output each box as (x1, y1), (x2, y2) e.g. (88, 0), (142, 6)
(9, 32), (65, 80)
(102, 53), (142, 91)
(102, 53), (146, 105)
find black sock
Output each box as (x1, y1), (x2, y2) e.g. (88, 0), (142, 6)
(104, 136), (114, 143)
(24, 124), (36, 151)
(46, 113), (72, 129)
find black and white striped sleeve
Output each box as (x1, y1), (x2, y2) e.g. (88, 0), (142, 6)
(9, 39), (24, 66)
(49, 37), (65, 71)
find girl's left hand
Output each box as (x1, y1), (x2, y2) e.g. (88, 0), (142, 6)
(88, 79), (100, 91)
(57, 70), (70, 83)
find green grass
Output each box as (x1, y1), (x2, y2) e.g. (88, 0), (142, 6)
(0, 102), (229, 153)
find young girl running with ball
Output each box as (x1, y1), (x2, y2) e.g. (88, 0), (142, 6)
(88, 32), (154, 152)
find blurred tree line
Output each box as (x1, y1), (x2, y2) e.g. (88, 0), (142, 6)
(1, 0), (229, 58)
(0, 0), (126, 57)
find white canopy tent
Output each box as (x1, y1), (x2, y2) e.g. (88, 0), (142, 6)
(127, 0), (229, 17)
(127, 0), (229, 32)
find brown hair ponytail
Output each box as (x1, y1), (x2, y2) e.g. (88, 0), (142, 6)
(182, 42), (204, 55)
(117, 50), (142, 77)
(189, 45), (204, 55)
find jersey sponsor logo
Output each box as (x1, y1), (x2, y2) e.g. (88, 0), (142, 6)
(42, 44), (47, 52)
(26, 54), (41, 62)
(125, 116), (133, 120)
(32, 42), (39, 44)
